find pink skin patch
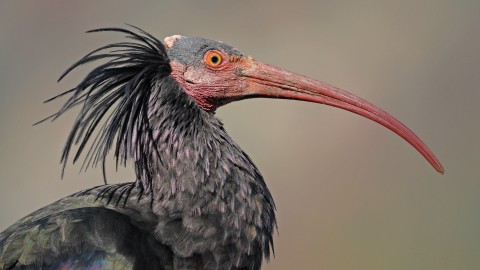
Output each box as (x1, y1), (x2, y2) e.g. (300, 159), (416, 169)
(164, 35), (182, 48)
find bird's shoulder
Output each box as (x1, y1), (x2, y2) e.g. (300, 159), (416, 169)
(0, 183), (163, 269)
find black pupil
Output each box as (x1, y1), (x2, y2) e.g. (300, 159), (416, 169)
(211, 55), (219, 64)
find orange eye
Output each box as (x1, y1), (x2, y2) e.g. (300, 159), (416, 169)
(204, 51), (223, 68)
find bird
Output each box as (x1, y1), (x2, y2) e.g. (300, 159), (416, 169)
(0, 26), (444, 270)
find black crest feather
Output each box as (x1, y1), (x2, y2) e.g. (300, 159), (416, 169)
(40, 25), (171, 183)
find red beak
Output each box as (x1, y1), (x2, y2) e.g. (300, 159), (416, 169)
(239, 59), (444, 174)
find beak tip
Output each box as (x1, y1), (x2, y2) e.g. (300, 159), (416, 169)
(437, 165), (445, 175)
(430, 158), (444, 174)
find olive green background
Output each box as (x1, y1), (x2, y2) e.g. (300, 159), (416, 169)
(1, 1), (479, 269)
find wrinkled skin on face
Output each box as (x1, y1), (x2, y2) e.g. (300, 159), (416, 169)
(167, 36), (253, 111)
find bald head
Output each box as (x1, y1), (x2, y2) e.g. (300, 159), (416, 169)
(165, 35), (243, 67)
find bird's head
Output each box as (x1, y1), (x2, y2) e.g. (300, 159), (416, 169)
(165, 35), (247, 111)
(164, 34), (444, 174)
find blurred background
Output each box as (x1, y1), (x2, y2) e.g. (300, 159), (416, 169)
(0, 1), (479, 269)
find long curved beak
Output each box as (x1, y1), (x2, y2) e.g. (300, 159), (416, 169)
(239, 59), (444, 174)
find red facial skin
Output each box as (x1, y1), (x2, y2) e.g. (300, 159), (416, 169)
(170, 49), (444, 174)
(170, 51), (249, 111)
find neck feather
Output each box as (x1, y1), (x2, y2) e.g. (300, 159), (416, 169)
(137, 76), (277, 261)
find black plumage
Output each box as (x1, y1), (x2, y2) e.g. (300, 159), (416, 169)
(1, 27), (275, 270)
(0, 26), (443, 270)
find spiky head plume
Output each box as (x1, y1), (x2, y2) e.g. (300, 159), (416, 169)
(41, 26), (171, 184)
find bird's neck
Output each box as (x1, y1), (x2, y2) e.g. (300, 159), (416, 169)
(134, 77), (276, 262)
